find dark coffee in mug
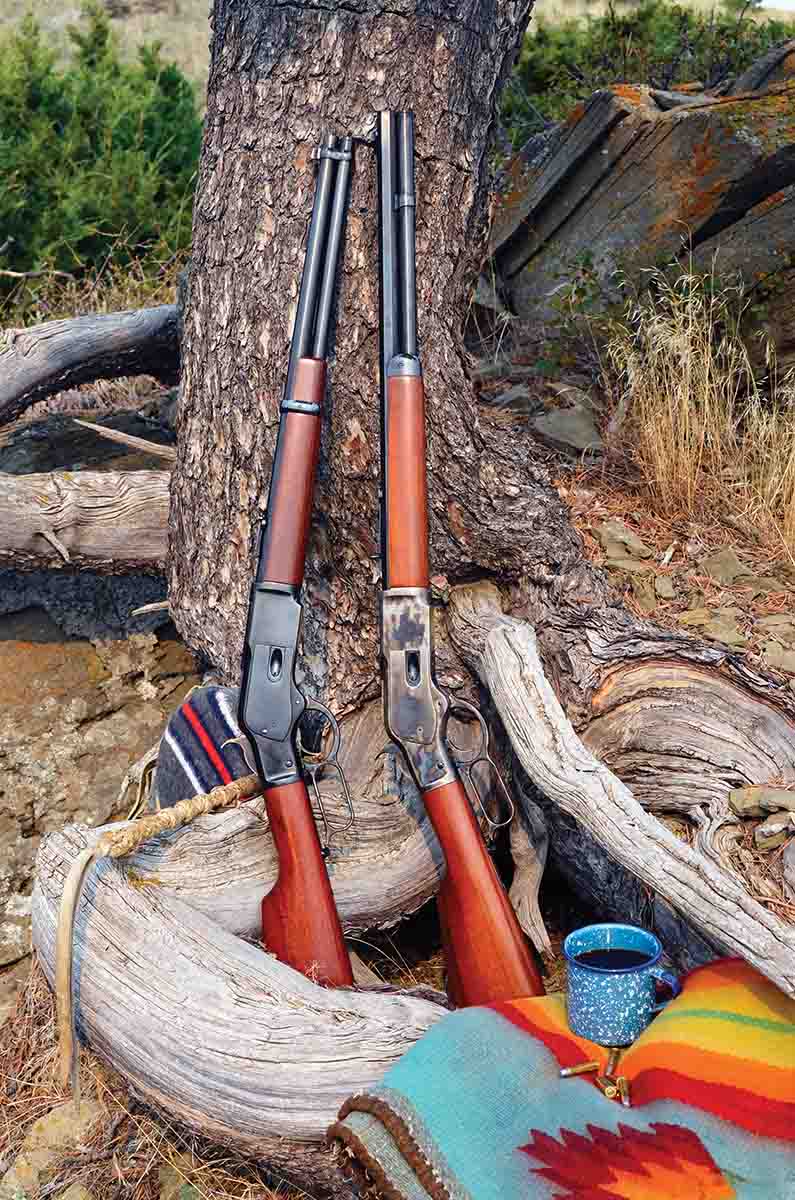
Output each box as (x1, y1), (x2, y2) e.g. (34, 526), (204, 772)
(564, 923), (682, 1044)
(573, 948), (652, 970)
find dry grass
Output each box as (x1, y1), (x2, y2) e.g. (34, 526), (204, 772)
(0, 1), (211, 92)
(605, 265), (795, 555)
(0, 961), (307, 1200)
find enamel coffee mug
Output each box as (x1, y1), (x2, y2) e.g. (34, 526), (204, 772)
(564, 923), (681, 1046)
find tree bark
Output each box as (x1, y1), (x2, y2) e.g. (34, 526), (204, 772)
(169, 0), (536, 708)
(0, 469), (169, 572)
(0, 307), (179, 426)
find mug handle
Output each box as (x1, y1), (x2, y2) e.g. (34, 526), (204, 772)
(650, 967), (681, 1014)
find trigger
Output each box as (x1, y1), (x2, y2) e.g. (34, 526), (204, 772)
(221, 735), (257, 775)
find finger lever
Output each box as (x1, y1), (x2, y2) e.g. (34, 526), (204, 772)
(445, 698), (515, 831)
(301, 696), (355, 856)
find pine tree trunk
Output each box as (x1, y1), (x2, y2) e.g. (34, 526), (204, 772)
(168, 0), (536, 710)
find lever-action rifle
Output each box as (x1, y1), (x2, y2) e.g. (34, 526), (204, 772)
(377, 111), (543, 1007)
(238, 132), (354, 988)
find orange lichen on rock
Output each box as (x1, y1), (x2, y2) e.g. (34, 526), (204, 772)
(610, 84), (645, 104)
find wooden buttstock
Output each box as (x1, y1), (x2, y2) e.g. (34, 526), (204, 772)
(261, 780), (353, 987)
(423, 778), (543, 1007)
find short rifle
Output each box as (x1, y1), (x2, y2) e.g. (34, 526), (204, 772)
(376, 111), (543, 1007)
(237, 132), (354, 987)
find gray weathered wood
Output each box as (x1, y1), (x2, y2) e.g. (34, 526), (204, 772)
(0, 468), (169, 572)
(32, 823), (445, 1197)
(0, 306), (179, 426)
(447, 584), (795, 998)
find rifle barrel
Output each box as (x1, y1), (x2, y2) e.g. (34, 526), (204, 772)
(312, 137), (353, 360)
(285, 132), (337, 400)
(396, 112), (417, 358)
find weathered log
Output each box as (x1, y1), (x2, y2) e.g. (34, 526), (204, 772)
(32, 824), (445, 1198)
(447, 584), (795, 997)
(491, 79), (795, 369)
(0, 469), (169, 572)
(0, 306), (180, 426)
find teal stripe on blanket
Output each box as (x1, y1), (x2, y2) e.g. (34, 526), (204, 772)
(341, 1006), (795, 1200)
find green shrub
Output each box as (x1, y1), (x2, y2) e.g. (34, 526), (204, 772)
(500, 0), (795, 148)
(0, 2), (201, 283)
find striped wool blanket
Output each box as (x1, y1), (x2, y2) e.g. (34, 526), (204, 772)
(330, 958), (795, 1199)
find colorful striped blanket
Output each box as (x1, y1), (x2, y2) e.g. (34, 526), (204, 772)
(330, 959), (795, 1199)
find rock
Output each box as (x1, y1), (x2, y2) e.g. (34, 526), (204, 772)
(598, 519), (654, 560)
(605, 557), (653, 575)
(686, 590), (705, 610)
(470, 359), (541, 383)
(531, 402), (603, 454)
(58, 1185), (98, 1200)
(0, 1099), (104, 1199)
(729, 788), (766, 818)
(0, 625), (200, 963)
(655, 574), (676, 599)
(783, 841), (795, 900)
(755, 617), (795, 646)
(0, 955), (30, 1027)
(492, 384), (539, 413)
(761, 641), (795, 673)
(754, 813), (793, 850)
(0, 902), (30, 967)
(678, 607), (712, 626)
(737, 577), (785, 597)
(698, 547), (752, 586)
(757, 789), (795, 813)
(700, 616), (747, 647)
(631, 575), (656, 613)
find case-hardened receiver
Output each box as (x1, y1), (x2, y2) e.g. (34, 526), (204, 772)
(238, 582), (306, 787)
(381, 587), (456, 791)
(381, 586), (516, 826)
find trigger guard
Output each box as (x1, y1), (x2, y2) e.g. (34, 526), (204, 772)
(442, 698), (488, 766)
(302, 696), (342, 763)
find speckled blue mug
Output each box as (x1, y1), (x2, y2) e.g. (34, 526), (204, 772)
(564, 923), (680, 1046)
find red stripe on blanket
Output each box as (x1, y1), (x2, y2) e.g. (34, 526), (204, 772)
(183, 701), (233, 784)
(631, 1068), (795, 1141)
(492, 1001), (589, 1070)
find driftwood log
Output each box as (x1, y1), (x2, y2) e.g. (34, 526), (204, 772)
(0, 468), (168, 572)
(0, 306), (179, 425)
(33, 826), (445, 1198)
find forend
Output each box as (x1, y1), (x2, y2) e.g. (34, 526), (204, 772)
(238, 581), (306, 788)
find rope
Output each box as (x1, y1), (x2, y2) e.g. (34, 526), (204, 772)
(56, 772), (260, 1101)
